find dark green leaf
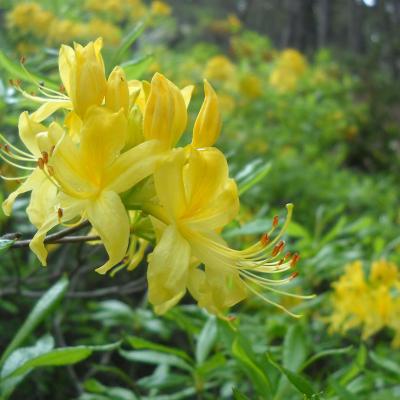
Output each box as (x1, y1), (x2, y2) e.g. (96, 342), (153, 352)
(195, 316), (217, 365)
(266, 353), (317, 397)
(119, 349), (193, 372)
(0, 276), (69, 365)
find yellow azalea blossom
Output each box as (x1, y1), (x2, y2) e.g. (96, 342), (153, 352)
(329, 259), (400, 348)
(146, 148), (303, 316)
(204, 56), (236, 83)
(239, 74), (263, 99)
(59, 38), (106, 119)
(270, 49), (308, 92)
(29, 106), (164, 274)
(151, 1), (172, 16)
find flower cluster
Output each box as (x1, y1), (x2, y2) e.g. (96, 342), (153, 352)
(6, 0), (171, 49)
(2, 39), (306, 317)
(329, 260), (400, 347)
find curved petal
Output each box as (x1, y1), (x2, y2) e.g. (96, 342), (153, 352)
(30, 100), (72, 123)
(147, 225), (191, 314)
(90, 191), (130, 274)
(2, 168), (45, 216)
(27, 178), (58, 228)
(59, 44), (75, 95)
(30, 195), (85, 266)
(105, 140), (164, 194)
(79, 106), (127, 174)
(186, 179), (239, 231)
(192, 80), (221, 148)
(153, 149), (187, 221)
(18, 112), (46, 157)
(105, 66), (129, 114)
(181, 85), (194, 109)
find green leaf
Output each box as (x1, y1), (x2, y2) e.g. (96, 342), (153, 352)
(195, 316), (217, 365)
(125, 336), (191, 362)
(119, 349), (193, 372)
(339, 344), (367, 386)
(266, 353), (317, 397)
(3, 347), (92, 379)
(122, 55), (153, 80)
(0, 335), (54, 399)
(232, 337), (272, 397)
(1, 335), (54, 379)
(300, 345), (353, 371)
(0, 276), (69, 365)
(329, 378), (358, 400)
(0, 50), (57, 89)
(282, 324), (308, 372)
(232, 388), (251, 400)
(369, 351), (400, 376)
(238, 161), (272, 196)
(112, 22), (145, 65)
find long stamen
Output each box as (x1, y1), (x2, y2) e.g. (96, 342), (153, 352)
(0, 153), (35, 170)
(243, 280), (302, 318)
(0, 134), (33, 158)
(0, 147), (36, 162)
(0, 173), (31, 181)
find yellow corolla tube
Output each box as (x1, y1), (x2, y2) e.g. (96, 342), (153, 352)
(59, 37), (107, 118)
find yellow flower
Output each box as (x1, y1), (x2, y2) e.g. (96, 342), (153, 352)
(329, 259), (400, 347)
(151, 1), (172, 16)
(147, 149), (301, 316)
(239, 74), (263, 99)
(59, 38), (107, 119)
(204, 56), (236, 82)
(29, 106), (163, 274)
(269, 49), (308, 92)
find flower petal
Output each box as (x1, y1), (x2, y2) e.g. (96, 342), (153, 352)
(192, 80), (221, 148)
(90, 191), (130, 274)
(30, 100), (72, 123)
(30, 195), (85, 266)
(153, 149), (187, 221)
(147, 225), (191, 314)
(2, 168), (45, 216)
(18, 111), (46, 156)
(105, 140), (164, 194)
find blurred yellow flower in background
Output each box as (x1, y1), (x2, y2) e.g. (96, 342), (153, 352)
(151, 1), (172, 16)
(269, 49), (308, 92)
(329, 259), (400, 348)
(204, 55), (236, 83)
(239, 74), (263, 99)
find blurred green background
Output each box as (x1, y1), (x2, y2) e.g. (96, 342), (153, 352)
(0, 0), (400, 399)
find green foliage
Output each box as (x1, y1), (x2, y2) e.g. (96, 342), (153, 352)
(0, 1), (399, 399)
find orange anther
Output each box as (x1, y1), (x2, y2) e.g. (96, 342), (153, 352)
(290, 271), (299, 280)
(20, 55), (26, 64)
(260, 233), (270, 246)
(59, 84), (65, 93)
(290, 253), (300, 268)
(50, 145), (55, 156)
(57, 208), (63, 221)
(41, 151), (49, 164)
(272, 215), (279, 227)
(37, 158), (44, 169)
(227, 315), (237, 322)
(4, 145), (10, 154)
